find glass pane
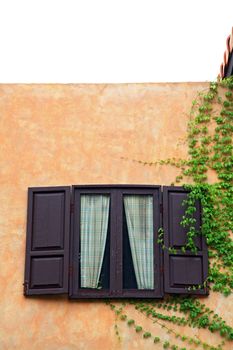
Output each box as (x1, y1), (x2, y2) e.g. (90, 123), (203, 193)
(80, 194), (110, 289)
(123, 195), (154, 290)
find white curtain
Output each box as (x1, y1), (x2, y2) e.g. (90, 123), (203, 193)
(80, 195), (110, 288)
(124, 195), (154, 289)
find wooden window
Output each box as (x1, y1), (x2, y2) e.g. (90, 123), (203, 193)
(70, 185), (163, 298)
(24, 185), (208, 298)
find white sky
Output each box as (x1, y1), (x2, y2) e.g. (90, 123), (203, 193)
(0, 0), (232, 83)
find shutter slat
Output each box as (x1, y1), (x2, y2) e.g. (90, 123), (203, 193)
(163, 186), (208, 295)
(24, 186), (71, 295)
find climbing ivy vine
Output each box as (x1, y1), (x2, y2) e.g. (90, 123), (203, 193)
(177, 78), (233, 296)
(109, 77), (233, 349)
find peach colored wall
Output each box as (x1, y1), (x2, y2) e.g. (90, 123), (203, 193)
(0, 83), (232, 350)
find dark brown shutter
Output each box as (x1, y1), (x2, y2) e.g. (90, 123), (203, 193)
(163, 186), (208, 295)
(24, 187), (70, 295)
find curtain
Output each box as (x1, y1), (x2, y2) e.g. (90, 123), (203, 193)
(80, 195), (110, 288)
(124, 195), (154, 289)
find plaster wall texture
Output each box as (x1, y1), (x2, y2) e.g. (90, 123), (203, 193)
(0, 83), (232, 350)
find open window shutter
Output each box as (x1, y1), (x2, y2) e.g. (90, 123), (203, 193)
(163, 186), (208, 295)
(225, 51), (233, 78)
(24, 187), (71, 295)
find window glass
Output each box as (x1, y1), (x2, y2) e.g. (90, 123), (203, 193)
(123, 195), (154, 290)
(80, 194), (110, 289)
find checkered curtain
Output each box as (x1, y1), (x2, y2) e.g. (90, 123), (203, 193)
(124, 195), (154, 289)
(80, 195), (110, 288)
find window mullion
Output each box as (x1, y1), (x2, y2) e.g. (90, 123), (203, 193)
(109, 189), (121, 296)
(115, 189), (123, 295)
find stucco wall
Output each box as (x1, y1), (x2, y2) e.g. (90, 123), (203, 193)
(0, 83), (232, 350)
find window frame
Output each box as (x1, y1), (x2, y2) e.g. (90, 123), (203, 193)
(69, 185), (163, 299)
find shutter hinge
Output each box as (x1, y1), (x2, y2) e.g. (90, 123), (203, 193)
(160, 203), (163, 213)
(23, 281), (29, 295)
(70, 203), (74, 213)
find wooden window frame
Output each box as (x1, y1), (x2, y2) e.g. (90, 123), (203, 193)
(24, 184), (208, 297)
(69, 185), (163, 299)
